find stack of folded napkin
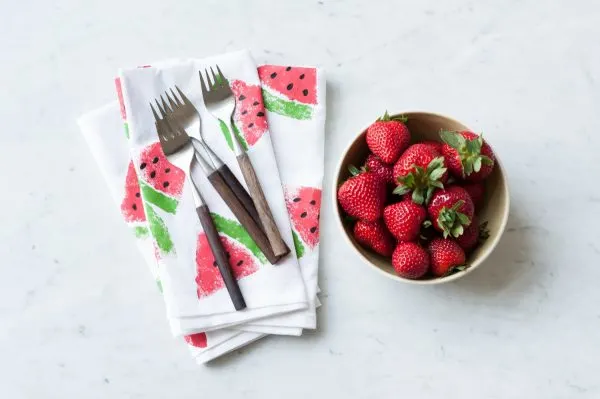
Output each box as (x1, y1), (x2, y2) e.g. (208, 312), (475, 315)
(78, 50), (325, 363)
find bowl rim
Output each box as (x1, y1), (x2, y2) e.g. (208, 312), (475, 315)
(332, 110), (511, 285)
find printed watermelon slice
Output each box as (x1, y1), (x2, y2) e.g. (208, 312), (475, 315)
(195, 233), (259, 298)
(258, 66), (317, 105)
(184, 332), (207, 348)
(121, 161), (145, 223)
(258, 66), (317, 121)
(138, 142), (185, 197)
(230, 80), (268, 147)
(285, 186), (322, 257)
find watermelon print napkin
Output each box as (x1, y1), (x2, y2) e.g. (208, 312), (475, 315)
(117, 52), (310, 331)
(78, 52), (326, 363)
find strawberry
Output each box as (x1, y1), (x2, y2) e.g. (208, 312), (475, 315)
(383, 200), (427, 242)
(440, 130), (495, 182)
(392, 242), (430, 279)
(427, 185), (474, 238)
(337, 165), (386, 222)
(456, 219), (490, 251)
(428, 238), (466, 277)
(365, 154), (394, 185)
(421, 140), (443, 153)
(366, 111), (411, 164)
(353, 220), (395, 257)
(393, 144), (448, 205)
(461, 182), (485, 210)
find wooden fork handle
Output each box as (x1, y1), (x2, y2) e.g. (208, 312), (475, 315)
(217, 164), (262, 229)
(196, 205), (246, 311)
(236, 153), (291, 259)
(207, 171), (280, 265)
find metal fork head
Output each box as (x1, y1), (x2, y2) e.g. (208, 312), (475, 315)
(199, 65), (236, 120)
(159, 85), (199, 132)
(151, 99), (190, 156)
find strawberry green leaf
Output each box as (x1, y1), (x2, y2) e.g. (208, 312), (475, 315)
(451, 224), (464, 237)
(156, 279), (163, 293)
(457, 212), (471, 225)
(426, 156), (444, 173)
(440, 130), (462, 149)
(443, 264), (468, 277)
(431, 180), (444, 189)
(473, 157), (482, 173)
(429, 167), (447, 181)
(393, 185), (411, 196)
(412, 189), (425, 205)
(481, 156), (494, 165)
(423, 220), (432, 228)
(348, 165), (361, 176)
(425, 186), (436, 204)
(379, 111), (408, 123)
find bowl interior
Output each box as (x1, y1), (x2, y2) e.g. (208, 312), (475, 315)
(334, 112), (509, 283)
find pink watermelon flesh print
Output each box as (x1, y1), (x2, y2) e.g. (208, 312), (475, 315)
(195, 233), (259, 298)
(138, 142), (185, 198)
(230, 80), (268, 147)
(184, 332), (207, 348)
(121, 161), (146, 223)
(285, 186), (322, 250)
(114, 78), (127, 120)
(258, 65), (317, 105)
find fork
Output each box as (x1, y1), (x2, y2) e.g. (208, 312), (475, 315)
(151, 100), (248, 310)
(200, 65), (290, 259)
(152, 94), (279, 265)
(160, 87), (262, 229)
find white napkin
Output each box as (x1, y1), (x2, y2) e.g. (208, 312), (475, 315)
(118, 51), (309, 331)
(227, 64), (326, 331)
(78, 54), (326, 362)
(78, 103), (252, 361)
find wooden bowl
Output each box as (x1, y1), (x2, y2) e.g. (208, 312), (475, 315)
(333, 111), (510, 284)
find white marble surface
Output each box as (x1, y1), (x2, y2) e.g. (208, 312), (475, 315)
(2, 0), (600, 397)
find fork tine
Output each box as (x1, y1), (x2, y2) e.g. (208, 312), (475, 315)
(160, 95), (172, 114)
(199, 70), (209, 96)
(204, 68), (214, 88)
(170, 88), (183, 106)
(150, 102), (160, 122)
(215, 65), (229, 85)
(155, 99), (168, 119)
(210, 66), (219, 87)
(165, 90), (178, 110)
(174, 85), (191, 105)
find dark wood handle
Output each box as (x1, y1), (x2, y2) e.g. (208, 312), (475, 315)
(217, 164), (262, 229)
(196, 205), (246, 311)
(236, 153), (290, 258)
(207, 171), (280, 264)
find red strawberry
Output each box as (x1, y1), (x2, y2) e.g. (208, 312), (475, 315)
(427, 186), (475, 238)
(392, 242), (430, 279)
(393, 144), (448, 205)
(428, 238), (466, 277)
(456, 219), (489, 251)
(383, 200), (427, 242)
(338, 166), (386, 222)
(353, 220), (395, 257)
(461, 182), (485, 210)
(421, 140), (443, 153)
(365, 154), (394, 185)
(366, 112), (411, 164)
(440, 130), (495, 182)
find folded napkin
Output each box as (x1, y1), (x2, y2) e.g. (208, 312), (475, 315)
(118, 51), (309, 331)
(78, 52), (326, 363)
